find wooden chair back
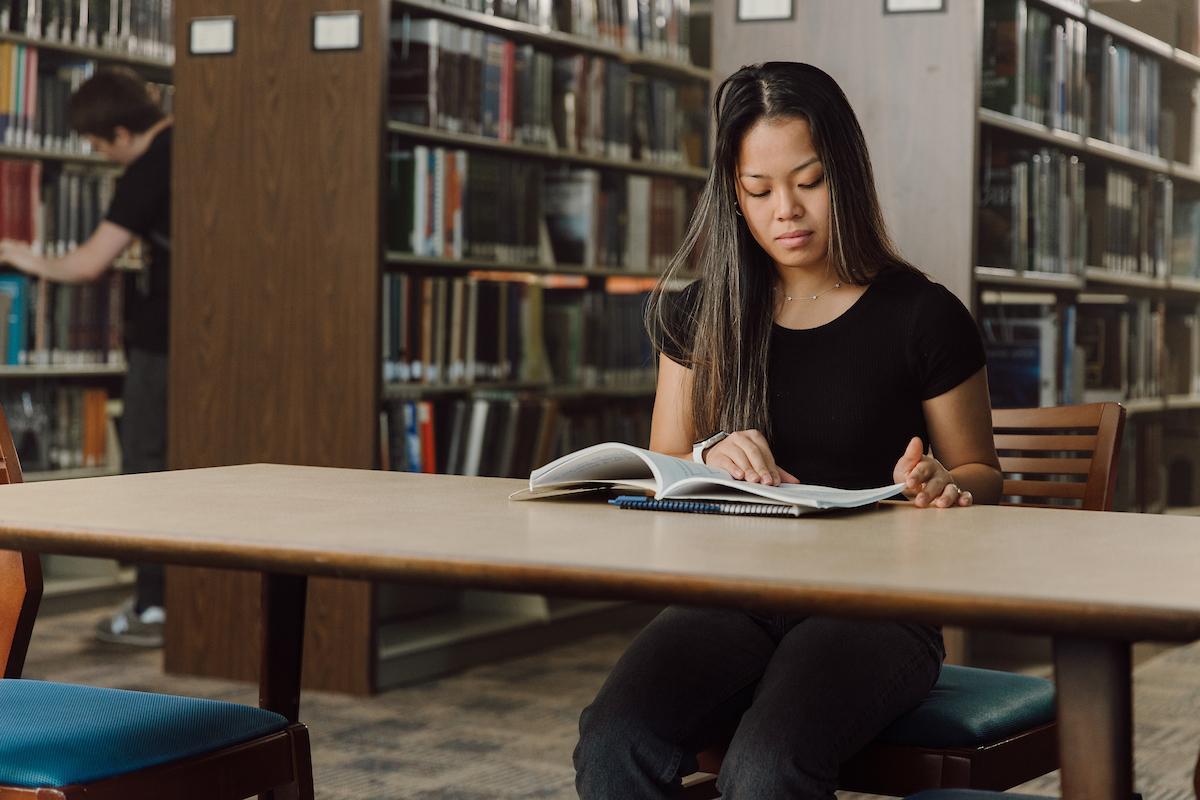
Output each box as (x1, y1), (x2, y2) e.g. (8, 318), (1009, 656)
(992, 402), (1126, 512)
(0, 406), (43, 680)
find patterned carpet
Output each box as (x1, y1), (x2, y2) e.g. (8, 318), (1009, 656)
(20, 607), (1200, 799)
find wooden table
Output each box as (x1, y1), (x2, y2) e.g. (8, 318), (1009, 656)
(1, 464), (1199, 800)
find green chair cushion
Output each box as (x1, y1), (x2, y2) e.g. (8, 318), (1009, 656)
(877, 664), (1055, 749)
(0, 679), (288, 788)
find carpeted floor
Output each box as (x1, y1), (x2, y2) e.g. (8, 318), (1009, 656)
(20, 608), (1200, 799)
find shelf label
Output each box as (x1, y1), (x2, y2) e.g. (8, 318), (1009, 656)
(313, 11), (362, 52)
(884, 0), (945, 12)
(189, 16), (236, 56)
(736, 0), (792, 21)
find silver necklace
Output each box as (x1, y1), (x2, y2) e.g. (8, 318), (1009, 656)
(779, 280), (842, 302)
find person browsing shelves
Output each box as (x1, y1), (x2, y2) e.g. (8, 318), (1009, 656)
(572, 62), (1003, 799)
(0, 67), (172, 648)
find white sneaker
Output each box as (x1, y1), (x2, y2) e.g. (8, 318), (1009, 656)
(95, 598), (165, 647)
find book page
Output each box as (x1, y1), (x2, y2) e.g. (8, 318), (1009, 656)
(529, 442), (729, 492)
(666, 477), (904, 508)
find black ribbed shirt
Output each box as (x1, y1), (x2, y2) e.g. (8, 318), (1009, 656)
(660, 268), (986, 489)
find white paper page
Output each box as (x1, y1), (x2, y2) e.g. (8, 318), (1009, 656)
(530, 442), (729, 490)
(665, 478), (904, 508)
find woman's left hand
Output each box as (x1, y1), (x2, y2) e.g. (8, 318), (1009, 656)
(892, 436), (972, 509)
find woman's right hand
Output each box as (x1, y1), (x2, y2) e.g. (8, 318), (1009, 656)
(702, 429), (799, 486)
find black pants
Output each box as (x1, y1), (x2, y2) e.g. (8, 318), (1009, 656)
(574, 607), (944, 800)
(120, 347), (168, 611)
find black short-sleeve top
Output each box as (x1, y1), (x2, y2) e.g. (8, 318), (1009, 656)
(105, 126), (171, 353)
(659, 268), (986, 489)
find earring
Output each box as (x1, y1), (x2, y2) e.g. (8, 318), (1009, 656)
(733, 205), (743, 217)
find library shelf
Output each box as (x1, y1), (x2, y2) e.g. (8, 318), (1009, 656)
(1166, 395), (1200, 411)
(25, 465), (121, 482)
(1084, 9), (1174, 59)
(978, 109), (1176, 176)
(1030, 0), (1084, 20)
(376, 598), (649, 687)
(1168, 276), (1200, 297)
(385, 251), (664, 279)
(387, 121), (709, 181)
(0, 363), (127, 378)
(1083, 267), (1169, 292)
(0, 143), (114, 167)
(973, 266), (1085, 291)
(1172, 160), (1200, 188)
(0, 30), (172, 76)
(392, 0), (711, 82)
(383, 381), (655, 400)
(1174, 48), (1200, 78)
(1121, 397), (1167, 416)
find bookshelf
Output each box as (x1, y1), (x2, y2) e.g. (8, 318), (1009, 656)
(0, 2), (174, 602)
(713, 0), (1200, 518)
(167, 0), (706, 693)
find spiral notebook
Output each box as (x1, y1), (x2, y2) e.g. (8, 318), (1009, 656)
(608, 495), (805, 518)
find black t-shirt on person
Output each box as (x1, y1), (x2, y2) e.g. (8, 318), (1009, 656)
(658, 268), (987, 490)
(105, 126), (171, 353)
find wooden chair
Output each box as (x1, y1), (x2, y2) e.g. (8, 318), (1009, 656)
(680, 402), (1127, 798)
(0, 408), (314, 800)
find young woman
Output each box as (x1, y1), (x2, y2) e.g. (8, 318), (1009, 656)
(572, 62), (1003, 799)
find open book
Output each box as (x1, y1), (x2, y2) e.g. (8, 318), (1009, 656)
(518, 442), (903, 515)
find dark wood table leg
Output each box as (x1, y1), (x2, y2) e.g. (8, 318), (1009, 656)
(259, 572), (308, 800)
(1053, 637), (1133, 800)
(260, 572), (308, 721)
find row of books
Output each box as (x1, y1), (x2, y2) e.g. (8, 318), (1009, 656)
(423, 0), (694, 64)
(1091, 168), (1172, 277)
(383, 392), (652, 478)
(0, 50), (92, 151)
(390, 16), (705, 166)
(982, 0), (1088, 135)
(381, 273), (656, 388)
(0, 272), (123, 365)
(1089, 32), (1162, 157)
(978, 137), (1087, 274)
(1, 160), (117, 258)
(388, 143), (694, 270)
(980, 0), (1163, 156)
(0, 0), (175, 61)
(0, 385), (112, 472)
(981, 299), (1200, 408)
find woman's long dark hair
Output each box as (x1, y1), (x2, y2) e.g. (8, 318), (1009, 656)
(647, 62), (920, 439)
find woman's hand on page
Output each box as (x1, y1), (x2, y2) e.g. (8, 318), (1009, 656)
(892, 436), (972, 509)
(704, 430), (799, 486)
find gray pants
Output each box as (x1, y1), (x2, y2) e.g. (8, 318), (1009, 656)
(574, 607), (943, 799)
(121, 347), (167, 610)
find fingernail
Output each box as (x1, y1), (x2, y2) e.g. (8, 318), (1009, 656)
(916, 493), (927, 504)
(733, 470), (743, 479)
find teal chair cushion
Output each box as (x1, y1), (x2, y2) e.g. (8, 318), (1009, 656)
(877, 665), (1055, 749)
(0, 679), (289, 788)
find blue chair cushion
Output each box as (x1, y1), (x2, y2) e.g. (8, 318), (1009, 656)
(877, 664), (1055, 749)
(0, 679), (289, 788)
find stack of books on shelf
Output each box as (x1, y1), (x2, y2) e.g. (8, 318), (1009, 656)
(389, 13), (706, 166)
(382, 272), (656, 390)
(0, 0), (176, 61)
(424, 0), (694, 64)
(1090, 169), (1173, 277)
(977, 132), (1087, 274)
(0, 384), (112, 471)
(387, 140), (693, 270)
(982, 0), (1088, 134)
(384, 389), (652, 478)
(0, 272), (123, 366)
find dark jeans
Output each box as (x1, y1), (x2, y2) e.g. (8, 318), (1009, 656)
(121, 347), (168, 612)
(574, 607), (944, 800)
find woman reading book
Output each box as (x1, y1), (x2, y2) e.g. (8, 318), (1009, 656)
(573, 62), (1003, 799)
